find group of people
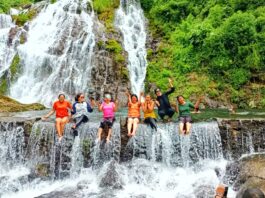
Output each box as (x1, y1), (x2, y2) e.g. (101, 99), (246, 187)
(126, 78), (203, 136)
(42, 78), (203, 142)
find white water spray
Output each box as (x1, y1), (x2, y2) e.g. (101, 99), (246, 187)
(10, 0), (95, 106)
(115, 0), (147, 95)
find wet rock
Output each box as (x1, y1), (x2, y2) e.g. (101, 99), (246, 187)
(232, 154), (265, 196)
(193, 184), (215, 198)
(76, 180), (91, 190)
(223, 161), (240, 187)
(218, 119), (265, 160)
(35, 188), (80, 198)
(99, 160), (123, 189)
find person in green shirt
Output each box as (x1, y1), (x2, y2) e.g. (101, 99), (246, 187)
(176, 95), (203, 135)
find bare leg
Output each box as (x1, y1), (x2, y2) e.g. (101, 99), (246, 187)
(179, 123), (184, 135)
(131, 118), (139, 136)
(98, 127), (103, 141)
(127, 118), (133, 136)
(186, 122), (191, 135)
(60, 117), (69, 137)
(55, 118), (62, 137)
(107, 128), (112, 143)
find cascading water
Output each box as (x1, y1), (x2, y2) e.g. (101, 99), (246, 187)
(115, 0), (147, 95)
(0, 14), (21, 77)
(10, 0), (95, 106)
(0, 118), (121, 198)
(1, 117), (239, 198)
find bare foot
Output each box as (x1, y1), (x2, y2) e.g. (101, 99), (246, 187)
(106, 138), (110, 143)
(127, 133), (131, 137)
(58, 136), (63, 142)
(71, 124), (76, 129)
(131, 132), (136, 136)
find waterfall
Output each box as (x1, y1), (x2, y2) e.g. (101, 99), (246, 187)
(10, 0), (95, 107)
(0, 14), (20, 77)
(115, 0), (147, 95)
(0, 118), (241, 197)
(130, 122), (223, 167)
(0, 119), (121, 197)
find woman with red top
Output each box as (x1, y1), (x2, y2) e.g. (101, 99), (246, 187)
(42, 94), (72, 141)
(126, 91), (142, 137)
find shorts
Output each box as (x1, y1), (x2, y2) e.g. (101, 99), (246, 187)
(179, 116), (192, 124)
(99, 117), (115, 129)
(128, 117), (140, 122)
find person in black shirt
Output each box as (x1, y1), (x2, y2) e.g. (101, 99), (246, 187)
(155, 78), (175, 121)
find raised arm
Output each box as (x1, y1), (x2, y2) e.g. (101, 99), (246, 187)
(139, 92), (144, 105)
(97, 101), (103, 112)
(165, 78), (175, 95)
(126, 90), (132, 105)
(194, 96), (204, 110)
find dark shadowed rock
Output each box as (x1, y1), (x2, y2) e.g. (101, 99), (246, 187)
(218, 119), (265, 160)
(35, 188), (80, 198)
(99, 160), (123, 189)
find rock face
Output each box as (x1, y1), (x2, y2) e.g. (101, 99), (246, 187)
(90, 19), (130, 107)
(99, 160), (123, 189)
(229, 154), (265, 197)
(218, 119), (265, 160)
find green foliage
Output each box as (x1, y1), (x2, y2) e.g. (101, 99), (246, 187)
(10, 54), (20, 81)
(0, 0), (33, 13)
(50, 0), (56, 4)
(106, 39), (123, 54)
(142, 0), (265, 108)
(82, 139), (91, 154)
(12, 8), (37, 26)
(93, 0), (119, 32)
(0, 79), (8, 95)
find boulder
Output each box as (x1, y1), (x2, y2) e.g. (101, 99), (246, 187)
(232, 154), (265, 197)
(99, 160), (123, 189)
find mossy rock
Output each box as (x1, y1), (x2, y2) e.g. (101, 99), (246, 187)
(10, 54), (21, 81)
(12, 8), (37, 26)
(0, 79), (8, 95)
(82, 138), (91, 154)
(106, 39), (123, 54)
(0, 95), (45, 112)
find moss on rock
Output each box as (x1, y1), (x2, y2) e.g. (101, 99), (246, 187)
(10, 54), (20, 81)
(0, 95), (45, 112)
(12, 8), (37, 26)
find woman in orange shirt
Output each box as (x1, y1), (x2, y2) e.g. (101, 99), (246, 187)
(42, 94), (72, 141)
(126, 91), (142, 137)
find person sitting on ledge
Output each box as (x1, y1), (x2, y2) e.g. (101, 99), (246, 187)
(175, 95), (203, 135)
(142, 93), (157, 131)
(126, 90), (142, 137)
(155, 78), (175, 121)
(42, 93), (72, 142)
(71, 93), (93, 137)
(97, 93), (118, 143)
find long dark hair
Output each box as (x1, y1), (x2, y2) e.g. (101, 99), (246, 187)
(131, 94), (138, 101)
(75, 93), (83, 102)
(177, 95), (184, 103)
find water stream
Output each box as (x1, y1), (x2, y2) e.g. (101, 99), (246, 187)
(9, 0), (95, 106)
(0, 119), (236, 198)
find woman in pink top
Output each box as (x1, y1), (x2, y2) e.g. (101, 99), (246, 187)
(97, 94), (118, 142)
